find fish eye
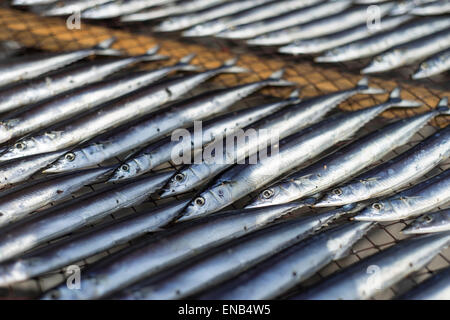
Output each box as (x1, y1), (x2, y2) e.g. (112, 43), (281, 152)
(375, 56), (382, 62)
(372, 203), (383, 211)
(424, 215), (433, 223)
(174, 173), (185, 182)
(262, 189), (274, 199)
(421, 62), (429, 69)
(65, 153), (75, 162)
(121, 164), (130, 172)
(194, 196), (205, 206)
(332, 188), (342, 196)
(14, 142), (26, 150)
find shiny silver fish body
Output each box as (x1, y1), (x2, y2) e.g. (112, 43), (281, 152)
(12, 0), (57, 5)
(293, 231), (450, 300)
(399, 266), (450, 300)
(41, 202), (303, 300)
(117, 205), (355, 300)
(81, 0), (178, 19)
(109, 90), (300, 182)
(182, 0), (325, 37)
(0, 150), (66, 190)
(42, 0), (113, 16)
(202, 220), (374, 300)
(0, 171), (173, 263)
(413, 48), (450, 79)
(362, 27), (450, 74)
(403, 209), (450, 234)
(247, 2), (396, 46)
(279, 15), (413, 55)
(182, 94), (414, 220)
(43, 67), (292, 174)
(0, 54), (194, 145)
(0, 166), (113, 228)
(316, 124), (450, 207)
(161, 78), (384, 198)
(0, 38), (120, 88)
(316, 17), (450, 63)
(0, 48), (166, 114)
(389, 0), (439, 16)
(154, 0), (273, 32)
(410, 0), (450, 15)
(121, 0), (227, 22)
(216, 0), (351, 40)
(0, 200), (189, 287)
(354, 169), (450, 221)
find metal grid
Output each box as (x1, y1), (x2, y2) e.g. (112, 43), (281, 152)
(0, 5), (449, 300)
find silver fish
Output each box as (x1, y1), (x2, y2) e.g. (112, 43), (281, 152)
(121, 0), (237, 22)
(161, 78), (384, 198)
(0, 47), (166, 114)
(279, 15), (413, 55)
(108, 90), (300, 182)
(182, 0), (325, 37)
(398, 266), (450, 300)
(412, 48), (450, 79)
(0, 38), (120, 88)
(316, 17), (450, 63)
(0, 200), (189, 287)
(202, 220), (375, 300)
(43, 68), (293, 174)
(410, 0), (450, 15)
(316, 122), (450, 207)
(181, 92), (416, 220)
(154, 0), (275, 32)
(403, 209), (450, 235)
(362, 27), (450, 74)
(12, 0), (58, 6)
(42, 0), (114, 16)
(354, 169), (450, 221)
(215, 0), (351, 40)
(81, 0), (178, 19)
(247, 2), (396, 46)
(116, 205), (360, 300)
(389, 0), (439, 16)
(293, 232), (450, 300)
(41, 202), (304, 300)
(0, 54), (196, 145)
(0, 171), (173, 263)
(0, 166), (113, 228)
(0, 150), (67, 190)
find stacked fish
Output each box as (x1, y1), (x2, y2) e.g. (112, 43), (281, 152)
(0, 41), (448, 300)
(13, 0), (450, 79)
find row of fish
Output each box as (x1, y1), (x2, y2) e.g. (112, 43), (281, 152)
(0, 43), (448, 300)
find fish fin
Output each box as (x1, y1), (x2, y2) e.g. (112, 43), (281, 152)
(387, 87), (422, 107)
(93, 37), (122, 56)
(219, 57), (249, 73)
(436, 97), (450, 114)
(176, 53), (201, 71)
(265, 69), (297, 87)
(356, 77), (386, 95)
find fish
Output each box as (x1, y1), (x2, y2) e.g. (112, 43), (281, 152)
(398, 266), (450, 300)
(247, 2), (396, 46)
(316, 17), (450, 63)
(154, 0), (277, 32)
(0, 200), (189, 287)
(402, 209), (450, 235)
(0, 166), (113, 228)
(0, 56), (246, 161)
(249, 93), (450, 209)
(42, 68), (293, 174)
(181, 0), (325, 37)
(412, 48), (450, 79)
(0, 41), (24, 60)
(115, 204), (362, 300)
(121, 0), (241, 22)
(41, 0), (114, 16)
(354, 169), (450, 222)
(0, 150), (67, 190)
(81, 0), (178, 19)
(315, 123), (450, 207)
(12, 0), (58, 6)
(180, 90), (417, 221)
(410, 0), (450, 15)
(279, 15), (414, 55)
(362, 27), (450, 74)
(0, 38), (120, 88)
(161, 78), (384, 198)
(108, 90), (300, 182)
(0, 47), (167, 114)
(389, 0), (439, 16)
(41, 202), (304, 300)
(0, 54), (196, 145)
(292, 231), (450, 300)
(0, 171), (173, 263)
(215, 0), (352, 40)
(201, 220), (375, 300)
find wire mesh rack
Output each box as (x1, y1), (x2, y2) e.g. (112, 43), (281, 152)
(0, 2), (449, 300)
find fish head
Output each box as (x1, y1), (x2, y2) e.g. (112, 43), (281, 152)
(182, 21), (223, 37)
(353, 200), (397, 221)
(0, 138), (41, 162)
(315, 185), (363, 208)
(362, 49), (405, 74)
(42, 150), (88, 173)
(160, 167), (204, 198)
(402, 214), (441, 235)
(108, 160), (140, 182)
(315, 46), (350, 63)
(215, 25), (252, 39)
(0, 121), (17, 144)
(245, 185), (288, 208)
(154, 16), (190, 32)
(412, 56), (445, 79)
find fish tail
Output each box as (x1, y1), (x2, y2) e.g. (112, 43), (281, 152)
(286, 89), (302, 104)
(219, 57), (249, 73)
(264, 69), (297, 86)
(93, 37), (122, 56)
(388, 87), (422, 107)
(356, 77), (385, 95)
(436, 97), (450, 115)
(137, 45), (168, 62)
(176, 53), (201, 71)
